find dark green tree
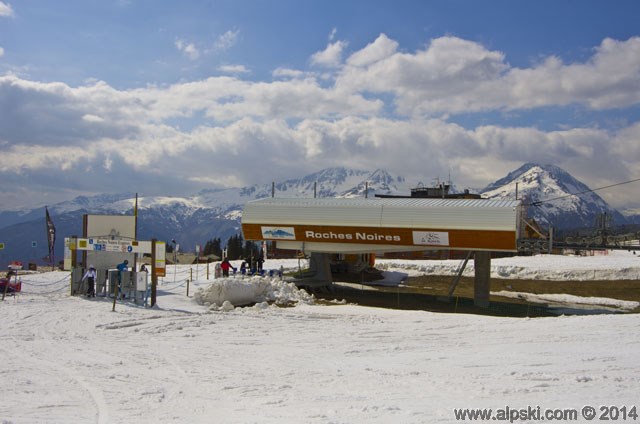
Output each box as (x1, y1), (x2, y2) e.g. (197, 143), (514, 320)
(226, 234), (244, 260)
(242, 240), (260, 262)
(203, 237), (222, 257)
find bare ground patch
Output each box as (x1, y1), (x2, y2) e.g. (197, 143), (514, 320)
(310, 272), (640, 316)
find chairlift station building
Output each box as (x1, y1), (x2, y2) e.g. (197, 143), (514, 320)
(242, 197), (521, 253)
(242, 197), (522, 307)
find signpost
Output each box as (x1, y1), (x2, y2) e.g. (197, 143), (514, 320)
(195, 244), (200, 281)
(74, 238), (152, 253)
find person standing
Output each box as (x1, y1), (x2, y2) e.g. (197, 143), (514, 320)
(82, 265), (97, 297)
(2, 270), (16, 295)
(220, 258), (234, 277)
(257, 252), (265, 273)
(116, 259), (129, 299)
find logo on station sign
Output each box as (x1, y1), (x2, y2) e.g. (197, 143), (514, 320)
(412, 231), (450, 246)
(261, 226), (296, 240)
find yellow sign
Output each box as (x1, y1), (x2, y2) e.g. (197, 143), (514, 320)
(154, 241), (166, 277)
(0, 242), (4, 250)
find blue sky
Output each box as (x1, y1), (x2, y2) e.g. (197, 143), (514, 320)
(1, 0), (640, 211)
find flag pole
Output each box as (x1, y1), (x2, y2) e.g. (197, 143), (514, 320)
(134, 193), (139, 272)
(45, 206), (56, 270)
(134, 193), (138, 239)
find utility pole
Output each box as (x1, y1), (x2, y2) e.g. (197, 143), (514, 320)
(151, 238), (158, 307)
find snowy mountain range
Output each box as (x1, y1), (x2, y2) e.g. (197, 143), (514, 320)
(0, 165), (635, 265)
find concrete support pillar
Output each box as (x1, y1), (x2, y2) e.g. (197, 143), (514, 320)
(309, 252), (332, 284)
(473, 251), (491, 308)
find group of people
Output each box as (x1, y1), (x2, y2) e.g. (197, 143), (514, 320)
(81, 260), (148, 298)
(238, 254), (265, 275)
(80, 255), (271, 297)
(224, 255), (283, 278)
(218, 254), (265, 278)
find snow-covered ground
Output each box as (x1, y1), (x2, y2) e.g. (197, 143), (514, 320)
(1, 252), (639, 423)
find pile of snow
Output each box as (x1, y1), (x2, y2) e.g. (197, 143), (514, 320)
(377, 250), (640, 280)
(193, 276), (314, 310)
(492, 290), (640, 311)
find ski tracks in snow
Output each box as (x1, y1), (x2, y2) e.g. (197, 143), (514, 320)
(0, 298), (110, 423)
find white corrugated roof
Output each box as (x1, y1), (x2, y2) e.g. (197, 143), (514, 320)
(242, 197), (520, 231)
(244, 197), (518, 208)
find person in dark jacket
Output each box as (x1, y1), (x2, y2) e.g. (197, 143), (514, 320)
(257, 253), (264, 272)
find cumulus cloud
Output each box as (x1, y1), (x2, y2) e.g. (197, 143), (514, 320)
(0, 1), (13, 17)
(0, 46), (4, 57)
(337, 36), (509, 116)
(1, 34), (640, 210)
(346, 34), (398, 67)
(311, 40), (348, 68)
(337, 35), (640, 117)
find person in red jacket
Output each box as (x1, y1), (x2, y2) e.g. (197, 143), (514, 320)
(220, 258), (235, 277)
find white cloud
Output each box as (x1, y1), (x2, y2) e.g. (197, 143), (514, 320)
(214, 30), (239, 51)
(0, 2), (14, 17)
(346, 33), (398, 67)
(337, 36), (509, 116)
(103, 153), (113, 172)
(82, 114), (104, 123)
(175, 39), (200, 60)
(272, 67), (306, 79)
(130, 75), (381, 123)
(175, 30), (239, 60)
(337, 35), (640, 117)
(539, 37), (640, 109)
(0, 46), (4, 57)
(310, 40), (348, 68)
(218, 64), (249, 74)
(329, 27), (337, 41)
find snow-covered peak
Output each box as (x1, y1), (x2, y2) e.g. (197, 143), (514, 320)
(48, 192), (204, 216)
(50, 193), (137, 214)
(194, 167), (409, 206)
(481, 163), (625, 228)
